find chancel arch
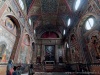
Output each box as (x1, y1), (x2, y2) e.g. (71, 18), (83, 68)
(41, 31), (59, 38)
(37, 30), (62, 39)
(34, 30), (64, 64)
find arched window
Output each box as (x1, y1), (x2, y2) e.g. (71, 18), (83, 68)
(67, 43), (69, 48)
(63, 29), (66, 35)
(18, 0), (24, 10)
(34, 30), (36, 34)
(29, 18), (32, 25)
(23, 34), (30, 46)
(85, 17), (94, 30)
(67, 18), (71, 26)
(75, 0), (81, 11)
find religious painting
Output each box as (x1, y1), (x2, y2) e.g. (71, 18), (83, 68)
(23, 34), (30, 46)
(18, 46), (28, 63)
(57, 45), (63, 63)
(0, 24), (16, 63)
(0, 45), (5, 58)
(87, 30), (100, 62)
(0, 44), (6, 62)
(36, 45), (41, 63)
(45, 45), (55, 61)
(5, 18), (15, 30)
(70, 34), (80, 63)
(37, 45), (41, 56)
(18, 34), (31, 63)
(58, 45), (62, 57)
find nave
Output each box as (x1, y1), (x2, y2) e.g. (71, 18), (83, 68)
(0, 0), (100, 75)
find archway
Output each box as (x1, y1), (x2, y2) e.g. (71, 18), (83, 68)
(18, 34), (31, 64)
(6, 15), (21, 61)
(41, 31), (59, 38)
(0, 15), (21, 63)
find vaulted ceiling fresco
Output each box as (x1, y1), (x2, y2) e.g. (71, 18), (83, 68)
(25, 0), (33, 10)
(27, 0), (71, 27)
(24, 0), (87, 37)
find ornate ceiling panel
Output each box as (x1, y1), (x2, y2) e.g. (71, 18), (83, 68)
(29, 6), (41, 15)
(30, 15), (39, 22)
(42, 15), (57, 25)
(27, 0), (72, 35)
(67, 0), (73, 10)
(36, 24), (65, 35)
(41, 0), (58, 13)
(34, 0), (41, 6)
(25, 0), (33, 10)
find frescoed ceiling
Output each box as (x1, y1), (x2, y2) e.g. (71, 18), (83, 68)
(27, 0), (71, 27)
(25, 0), (81, 36)
(25, 0), (33, 10)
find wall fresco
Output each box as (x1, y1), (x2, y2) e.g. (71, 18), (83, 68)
(87, 30), (100, 63)
(18, 34), (31, 63)
(0, 25), (16, 63)
(0, 0), (5, 9)
(70, 34), (81, 63)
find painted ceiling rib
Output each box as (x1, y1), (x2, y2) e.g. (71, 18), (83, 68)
(29, 13), (59, 16)
(34, 16), (41, 29)
(61, 18), (67, 26)
(56, 0), (60, 14)
(28, 0), (35, 15)
(64, 0), (72, 14)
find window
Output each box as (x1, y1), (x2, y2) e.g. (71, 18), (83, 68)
(34, 30), (36, 34)
(67, 18), (71, 26)
(85, 17), (94, 30)
(75, 0), (81, 11)
(63, 29), (66, 35)
(29, 18), (32, 25)
(18, 0), (24, 10)
(67, 43), (69, 48)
